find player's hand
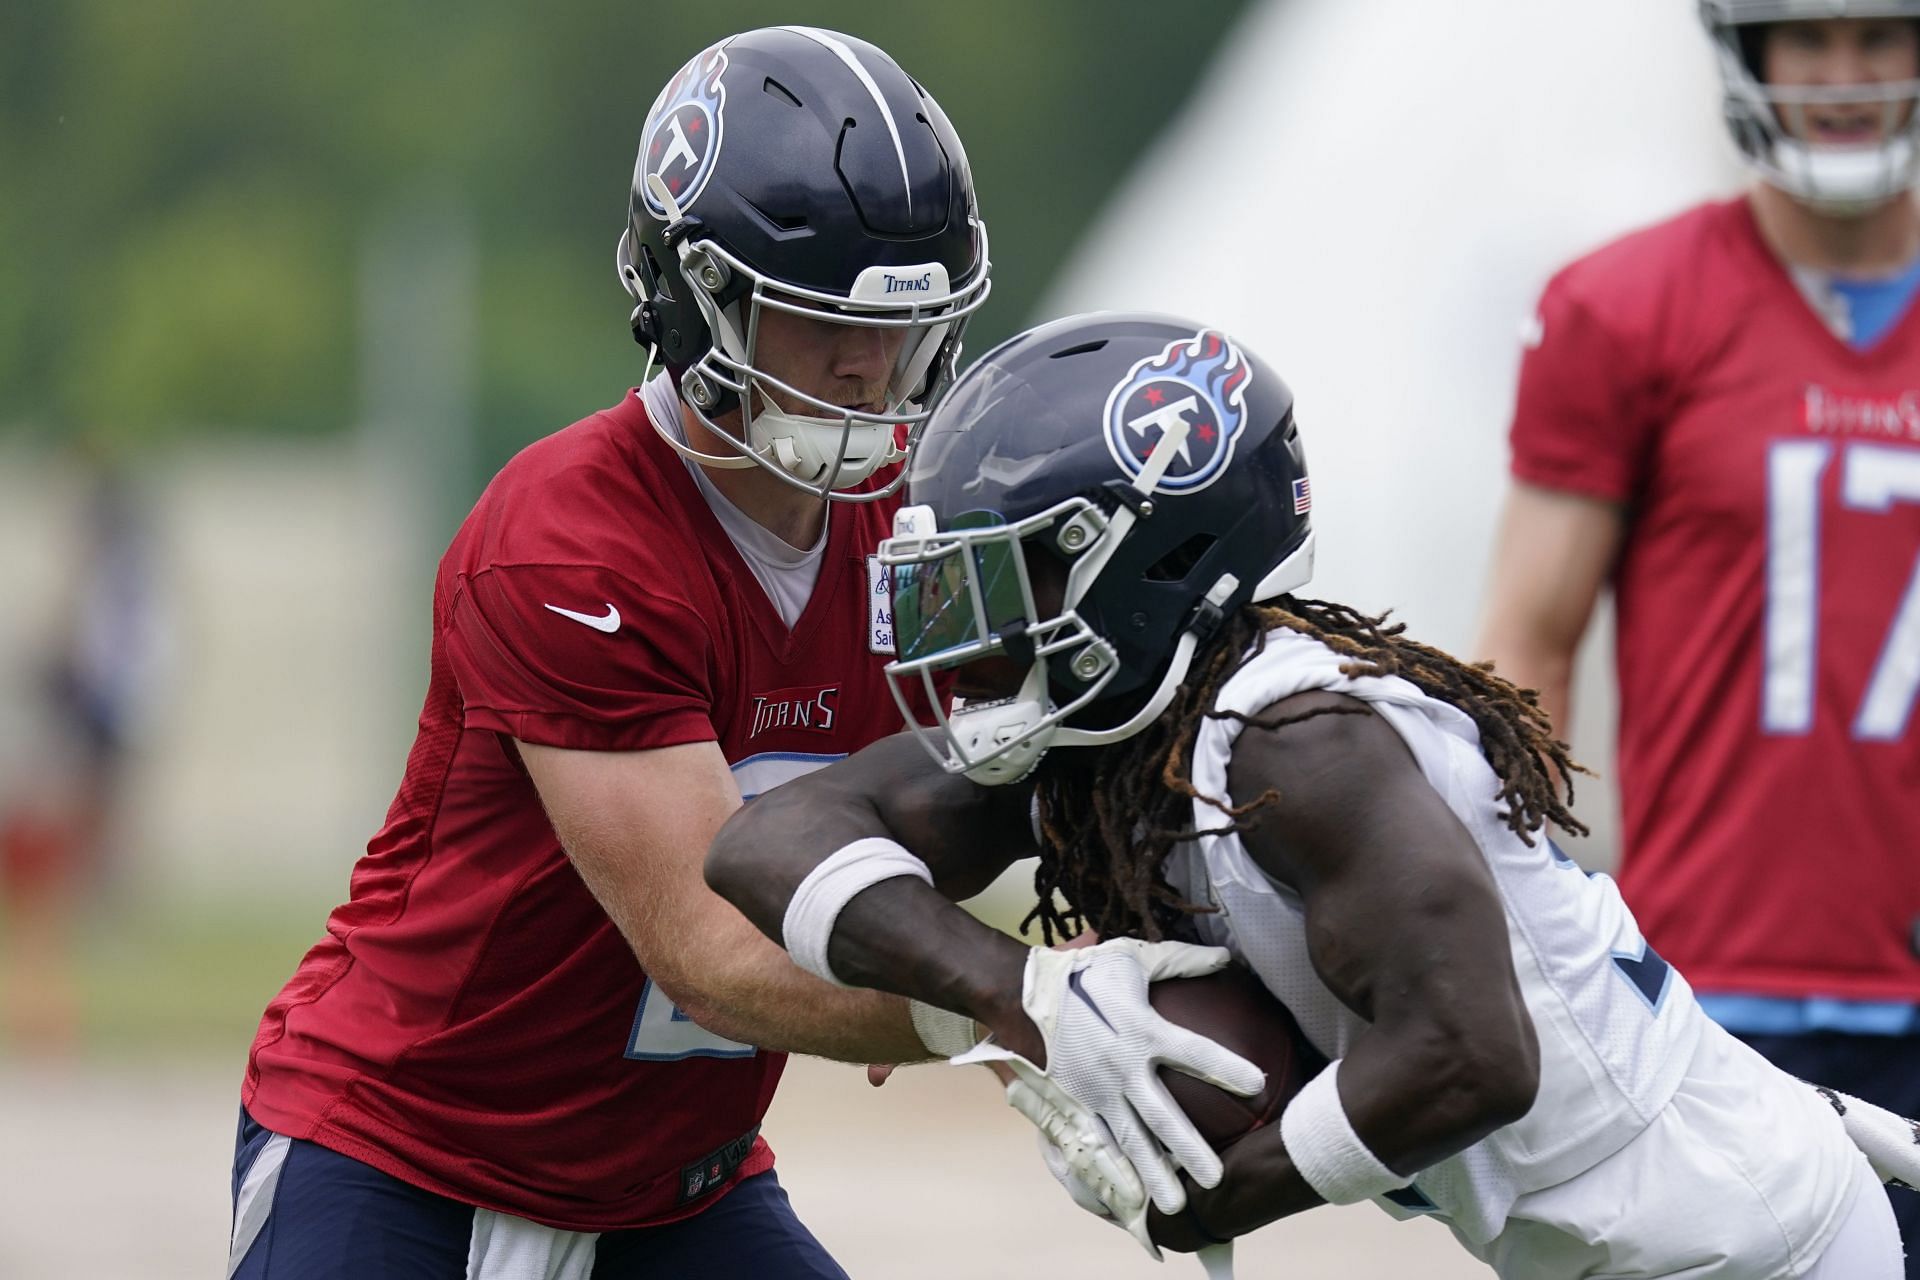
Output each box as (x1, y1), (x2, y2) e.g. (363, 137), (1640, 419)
(1810, 1081), (1920, 1191)
(1020, 1083), (1158, 1258)
(1144, 1166), (1230, 1253)
(956, 938), (1266, 1213)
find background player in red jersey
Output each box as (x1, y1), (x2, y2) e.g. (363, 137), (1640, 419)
(1479, 2), (1920, 1270)
(225, 27), (998, 1279)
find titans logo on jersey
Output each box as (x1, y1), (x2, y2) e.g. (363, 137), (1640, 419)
(641, 44), (728, 215)
(1102, 329), (1253, 493)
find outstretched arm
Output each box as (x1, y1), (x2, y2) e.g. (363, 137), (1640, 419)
(705, 732), (1050, 1058)
(1151, 691), (1542, 1249)
(521, 738), (924, 1063)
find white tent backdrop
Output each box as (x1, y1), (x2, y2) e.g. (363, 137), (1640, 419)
(1040, 0), (1747, 861)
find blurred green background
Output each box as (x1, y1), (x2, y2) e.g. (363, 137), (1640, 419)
(0, 0), (1254, 1058)
(3, 0), (1249, 474)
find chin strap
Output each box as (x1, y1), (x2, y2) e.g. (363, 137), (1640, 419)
(1054, 574), (1239, 751)
(625, 175), (763, 473)
(634, 339), (761, 472)
(651, 424), (762, 471)
(639, 170), (896, 485)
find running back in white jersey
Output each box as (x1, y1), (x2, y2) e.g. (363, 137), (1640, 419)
(1162, 628), (1720, 1246)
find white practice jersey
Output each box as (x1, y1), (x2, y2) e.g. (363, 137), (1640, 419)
(1164, 628), (1719, 1245)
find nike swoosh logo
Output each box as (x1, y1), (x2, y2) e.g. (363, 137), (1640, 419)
(1066, 969), (1115, 1034)
(544, 602), (621, 633)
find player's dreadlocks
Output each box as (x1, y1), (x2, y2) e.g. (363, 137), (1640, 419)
(1024, 596), (1587, 945)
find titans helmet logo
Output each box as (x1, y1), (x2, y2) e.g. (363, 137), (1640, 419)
(640, 44), (729, 217)
(1102, 330), (1253, 493)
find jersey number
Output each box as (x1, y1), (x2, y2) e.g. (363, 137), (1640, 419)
(625, 979), (756, 1062)
(1764, 440), (1920, 739)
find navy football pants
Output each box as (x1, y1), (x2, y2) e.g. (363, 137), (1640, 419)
(228, 1109), (849, 1279)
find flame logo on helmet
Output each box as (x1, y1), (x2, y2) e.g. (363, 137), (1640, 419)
(640, 44), (730, 217)
(1102, 330), (1253, 494)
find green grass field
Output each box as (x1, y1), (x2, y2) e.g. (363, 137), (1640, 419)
(1, 884), (1047, 1058)
(1, 894), (330, 1057)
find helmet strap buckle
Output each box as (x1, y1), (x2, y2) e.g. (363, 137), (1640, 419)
(1099, 478), (1157, 519)
(1184, 572), (1243, 646)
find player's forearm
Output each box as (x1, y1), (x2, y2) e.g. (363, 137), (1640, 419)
(1476, 625), (1576, 738)
(1498, 647), (1573, 738)
(650, 908), (928, 1063)
(1147, 1124), (1326, 1249)
(1337, 1002), (1541, 1177)
(826, 874), (1040, 1060)
(1152, 1013), (1535, 1252)
(706, 757), (1039, 1056)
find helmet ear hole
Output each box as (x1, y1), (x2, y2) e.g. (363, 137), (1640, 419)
(639, 243), (672, 301)
(1143, 533), (1220, 584)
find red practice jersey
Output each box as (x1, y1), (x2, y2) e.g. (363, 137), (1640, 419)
(244, 390), (909, 1230)
(1510, 196), (1920, 1003)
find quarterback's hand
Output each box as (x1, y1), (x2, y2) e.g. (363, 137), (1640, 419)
(1027, 1105), (1159, 1258)
(1811, 1081), (1920, 1191)
(956, 938), (1265, 1212)
(1053, 1143), (1238, 1277)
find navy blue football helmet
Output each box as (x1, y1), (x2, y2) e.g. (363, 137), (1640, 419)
(882, 313), (1315, 784)
(616, 27), (991, 500)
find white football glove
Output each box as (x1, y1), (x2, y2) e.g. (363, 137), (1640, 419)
(1811, 1082), (1920, 1191)
(1031, 1124), (1241, 1277)
(1028, 1107), (1159, 1258)
(955, 937), (1266, 1214)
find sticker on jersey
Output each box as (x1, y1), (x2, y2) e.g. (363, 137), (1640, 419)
(868, 553), (896, 654)
(1103, 329), (1253, 494)
(640, 44), (729, 216)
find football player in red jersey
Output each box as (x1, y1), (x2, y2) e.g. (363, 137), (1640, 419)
(1478, 2), (1920, 1271)
(224, 27), (1008, 1279)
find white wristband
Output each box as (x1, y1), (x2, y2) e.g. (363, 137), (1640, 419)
(781, 836), (933, 987)
(909, 999), (979, 1058)
(1278, 1060), (1413, 1205)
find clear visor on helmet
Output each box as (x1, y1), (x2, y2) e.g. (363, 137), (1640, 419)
(881, 501), (1119, 783)
(892, 510), (1045, 665)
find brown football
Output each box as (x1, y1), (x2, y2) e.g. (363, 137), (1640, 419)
(1149, 964), (1327, 1151)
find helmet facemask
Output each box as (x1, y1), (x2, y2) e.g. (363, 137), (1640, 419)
(619, 177), (992, 502)
(884, 499), (1115, 786)
(882, 418), (1249, 786)
(1706, 8), (1920, 213)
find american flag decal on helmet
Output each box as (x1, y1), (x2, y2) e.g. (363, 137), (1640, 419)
(1292, 477), (1312, 515)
